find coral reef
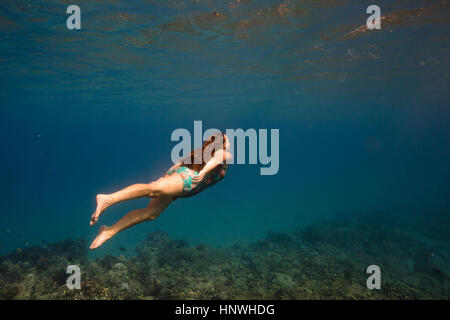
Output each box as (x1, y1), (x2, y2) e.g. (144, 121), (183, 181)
(0, 222), (448, 300)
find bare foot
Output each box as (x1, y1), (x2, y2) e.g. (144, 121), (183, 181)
(90, 225), (114, 250)
(90, 194), (113, 226)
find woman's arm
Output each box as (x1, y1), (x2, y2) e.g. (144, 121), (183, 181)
(169, 146), (202, 171)
(192, 149), (231, 183)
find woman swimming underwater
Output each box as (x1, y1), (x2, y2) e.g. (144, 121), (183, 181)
(89, 133), (232, 249)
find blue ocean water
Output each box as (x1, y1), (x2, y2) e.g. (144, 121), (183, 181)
(0, 0), (449, 299)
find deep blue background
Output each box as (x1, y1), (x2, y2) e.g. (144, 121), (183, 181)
(0, 0), (449, 258)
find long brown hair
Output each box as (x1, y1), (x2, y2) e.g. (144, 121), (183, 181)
(183, 132), (227, 172)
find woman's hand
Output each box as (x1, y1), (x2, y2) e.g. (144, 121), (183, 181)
(192, 171), (205, 184)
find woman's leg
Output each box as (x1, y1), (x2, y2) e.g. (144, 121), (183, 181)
(90, 196), (173, 250)
(90, 173), (184, 226)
